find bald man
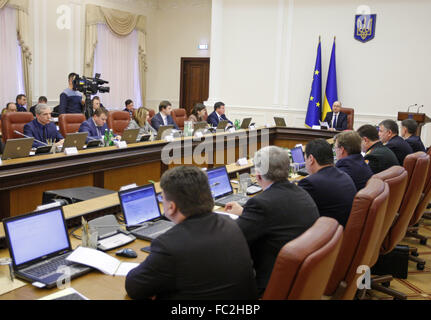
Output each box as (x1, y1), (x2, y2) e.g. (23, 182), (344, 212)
(323, 101), (348, 131)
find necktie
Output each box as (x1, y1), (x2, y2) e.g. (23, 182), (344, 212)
(333, 114), (338, 129)
(43, 126), (47, 142)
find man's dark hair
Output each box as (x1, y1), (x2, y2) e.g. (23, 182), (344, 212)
(16, 94), (26, 103)
(214, 101), (225, 112)
(6, 102), (15, 109)
(125, 99), (133, 107)
(357, 124), (379, 141)
(68, 73), (78, 82)
(159, 100), (172, 112)
(379, 119), (399, 135)
(160, 166), (214, 217)
(305, 138), (334, 166)
(401, 119), (418, 135)
(38, 96), (48, 103)
(334, 131), (362, 155)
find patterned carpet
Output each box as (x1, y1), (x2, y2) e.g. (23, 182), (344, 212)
(368, 219), (431, 300)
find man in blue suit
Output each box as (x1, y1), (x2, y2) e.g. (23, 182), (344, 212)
(59, 73), (84, 114)
(78, 107), (111, 143)
(23, 104), (64, 148)
(379, 119), (413, 165)
(401, 119), (426, 153)
(151, 100), (179, 131)
(323, 101), (348, 131)
(298, 139), (357, 227)
(334, 131), (373, 191)
(16, 94), (28, 112)
(207, 101), (233, 128)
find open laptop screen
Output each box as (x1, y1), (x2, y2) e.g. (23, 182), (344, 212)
(206, 166), (233, 199)
(119, 185), (161, 226)
(290, 147), (306, 168)
(4, 208), (70, 267)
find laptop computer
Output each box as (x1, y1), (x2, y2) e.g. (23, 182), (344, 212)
(121, 128), (140, 144)
(290, 146), (309, 176)
(206, 166), (250, 207)
(155, 125), (174, 141)
(240, 118), (253, 129)
(193, 121), (208, 133)
(139, 134), (151, 142)
(3, 207), (92, 288)
(216, 120), (229, 131)
(62, 132), (88, 151)
(1, 138), (34, 160)
(118, 184), (175, 241)
(274, 117), (287, 127)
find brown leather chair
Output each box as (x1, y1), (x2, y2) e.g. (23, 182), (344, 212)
(171, 108), (187, 130)
(340, 107), (354, 130)
(58, 113), (86, 138)
(262, 217), (343, 300)
(324, 178), (389, 300)
(148, 109), (155, 123)
(107, 111), (130, 136)
(1, 112), (34, 143)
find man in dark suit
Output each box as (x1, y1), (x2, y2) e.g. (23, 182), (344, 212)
(401, 119), (426, 153)
(379, 119), (413, 165)
(30, 96), (47, 116)
(224, 146), (319, 295)
(59, 73), (84, 114)
(150, 100), (179, 131)
(78, 107), (111, 143)
(207, 101), (233, 127)
(323, 101), (348, 131)
(125, 166), (257, 300)
(298, 138), (357, 227)
(123, 99), (135, 118)
(334, 131), (373, 190)
(23, 104), (64, 148)
(16, 94), (28, 112)
(357, 124), (400, 174)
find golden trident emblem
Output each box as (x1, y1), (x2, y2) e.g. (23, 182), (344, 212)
(356, 15), (373, 41)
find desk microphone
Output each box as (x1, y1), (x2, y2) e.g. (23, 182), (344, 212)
(417, 105), (424, 113)
(407, 104), (417, 112)
(14, 130), (49, 146)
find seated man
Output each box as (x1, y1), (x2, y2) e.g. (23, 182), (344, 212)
(30, 96), (48, 116)
(334, 131), (373, 191)
(78, 107), (113, 143)
(0, 102), (17, 119)
(125, 166), (257, 300)
(23, 104), (64, 148)
(59, 73), (84, 114)
(357, 124), (399, 174)
(150, 100), (179, 132)
(16, 94), (28, 112)
(123, 99), (135, 118)
(401, 118), (426, 153)
(323, 101), (348, 131)
(224, 146), (319, 295)
(207, 101), (233, 128)
(298, 138), (357, 227)
(379, 119), (413, 165)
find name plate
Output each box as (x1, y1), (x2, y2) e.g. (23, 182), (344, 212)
(236, 157), (248, 166)
(249, 125), (256, 130)
(116, 141), (128, 149)
(265, 123), (272, 128)
(165, 135), (174, 142)
(228, 127), (236, 133)
(195, 131), (203, 138)
(64, 147), (78, 155)
(311, 125), (321, 130)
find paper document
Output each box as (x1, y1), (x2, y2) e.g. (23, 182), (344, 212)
(66, 247), (138, 276)
(214, 211), (239, 220)
(319, 121), (329, 128)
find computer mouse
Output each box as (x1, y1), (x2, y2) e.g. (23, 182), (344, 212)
(116, 248), (137, 258)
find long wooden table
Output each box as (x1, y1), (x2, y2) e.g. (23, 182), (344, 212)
(0, 127), (336, 219)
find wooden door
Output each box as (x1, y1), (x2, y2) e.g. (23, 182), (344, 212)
(180, 57), (210, 116)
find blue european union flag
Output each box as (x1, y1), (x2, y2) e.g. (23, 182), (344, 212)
(305, 40), (322, 128)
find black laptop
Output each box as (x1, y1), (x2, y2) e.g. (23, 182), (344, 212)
(206, 166), (249, 207)
(290, 146), (309, 176)
(3, 207), (92, 288)
(274, 117), (287, 127)
(118, 184), (174, 241)
(240, 118), (253, 129)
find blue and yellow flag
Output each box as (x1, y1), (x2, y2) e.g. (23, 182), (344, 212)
(305, 39), (322, 128)
(322, 38), (338, 121)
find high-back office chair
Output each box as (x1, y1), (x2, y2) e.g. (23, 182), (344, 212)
(171, 108), (188, 131)
(107, 111), (130, 136)
(340, 107), (354, 130)
(324, 178), (389, 300)
(148, 109), (156, 123)
(58, 114), (86, 138)
(262, 217), (343, 300)
(1, 112), (34, 143)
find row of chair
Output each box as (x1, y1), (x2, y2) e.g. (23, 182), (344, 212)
(262, 151), (430, 300)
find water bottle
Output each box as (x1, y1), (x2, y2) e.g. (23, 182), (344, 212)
(104, 129), (109, 147)
(234, 119), (240, 130)
(109, 129), (114, 146)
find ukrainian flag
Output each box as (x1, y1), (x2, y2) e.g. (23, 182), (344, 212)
(322, 38), (338, 121)
(305, 39), (322, 128)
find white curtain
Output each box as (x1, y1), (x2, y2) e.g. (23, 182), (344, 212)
(0, 7), (25, 107)
(93, 23), (142, 110)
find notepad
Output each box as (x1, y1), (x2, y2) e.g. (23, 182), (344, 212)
(66, 247), (138, 276)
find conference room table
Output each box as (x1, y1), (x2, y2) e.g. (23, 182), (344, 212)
(0, 126), (337, 220)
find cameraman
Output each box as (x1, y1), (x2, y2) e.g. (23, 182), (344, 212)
(59, 73), (85, 114)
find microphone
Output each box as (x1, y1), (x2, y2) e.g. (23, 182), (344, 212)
(407, 104), (418, 112)
(417, 105), (424, 113)
(14, 130), (48, 146)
